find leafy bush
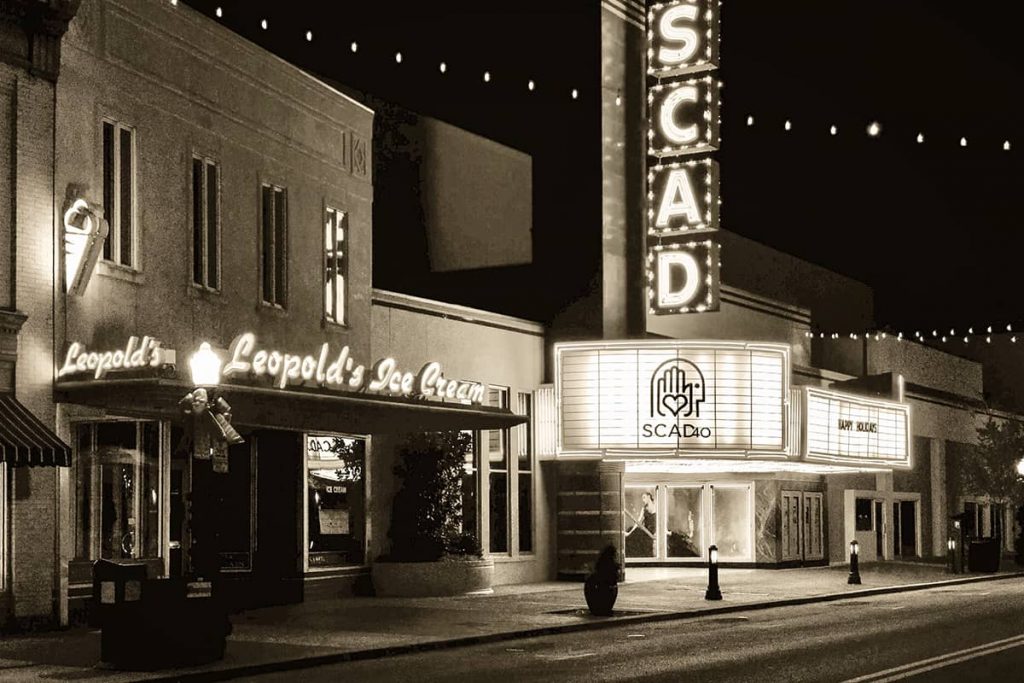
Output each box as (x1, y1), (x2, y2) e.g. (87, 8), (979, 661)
(590, 545), (620, 585)
(386, 431), (482, 562)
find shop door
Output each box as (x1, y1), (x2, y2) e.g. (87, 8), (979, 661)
(875, 500), (885, 559)
(802, 493), (824, 561)
(781, 491), (802, 561)
(892, 500), (918, 558)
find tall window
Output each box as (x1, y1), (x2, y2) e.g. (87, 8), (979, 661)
(102, 120), (135, 267)
(260, 184), (287, 306)
(517, 392), (534, 553)
(305, 434), (366, 569)
(192, 157), (220, 289)
(461, 431), (479, 539)
(75, 421), (161, 561)
(324, 207), (347, 324)
(488, 387), (510, 554)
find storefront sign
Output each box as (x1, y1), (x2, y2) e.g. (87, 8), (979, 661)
(803, 387), (910, 467)
(57, 335), (168, 379)
(222, 333), (485, 404)
(63, 197), (108, 297)
(647, 240), (719, 313)
(646, 0), (721, 315)
(556, 341), (789, 456)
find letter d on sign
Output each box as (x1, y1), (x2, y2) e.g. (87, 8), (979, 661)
(649, 241), (719, 314)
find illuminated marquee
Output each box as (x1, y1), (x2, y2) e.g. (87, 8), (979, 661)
(646, 0), (721, 316)
(556, 341), (789, 456)
(648, 159), (719, 235)
(647, 239), (719, 313)
(63, 198), (109, 297)
(802, 387), (910, 468)
(221, 333), (485, 404)
(57, 335), (170, 379)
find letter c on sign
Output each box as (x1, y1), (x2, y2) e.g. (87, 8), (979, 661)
(659, 85), (699, 145)
(657, 250), (701, 308)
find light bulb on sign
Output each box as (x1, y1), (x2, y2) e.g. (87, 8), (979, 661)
(987, 326), (993, 333)
(830, 125), (837, 135)
(215, 6), (222, 17)
(1013, 336), (1018, 343)
(1008, 324), (1013, 331)
(986, 336), (992, 343)
(960, 137), (968, 147)
(1017, 459), (1024, 477)
(963, 337), (969, 344)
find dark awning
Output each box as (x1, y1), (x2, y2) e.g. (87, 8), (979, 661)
(0, 394), (71, 466)
(55, 379), (527, 434)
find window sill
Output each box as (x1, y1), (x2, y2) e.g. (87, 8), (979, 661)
(257, 301), (289, 317)
(97, 260), (144, 285)
(491, 555), (538, 564)
(188, 284), (226, 304)
(321, 317), (349, 331)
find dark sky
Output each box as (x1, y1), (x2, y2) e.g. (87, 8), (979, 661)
(182, 1), (1024, 333)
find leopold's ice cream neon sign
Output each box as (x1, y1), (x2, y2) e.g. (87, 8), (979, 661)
(221, 333), (486, 404)
(58, 336), (166, 379)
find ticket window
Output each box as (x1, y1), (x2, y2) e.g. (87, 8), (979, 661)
(304, 434), (366, 570)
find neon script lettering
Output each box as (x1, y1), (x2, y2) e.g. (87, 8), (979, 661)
(58, 336), (164, 379)
(221, 333), (485, 404)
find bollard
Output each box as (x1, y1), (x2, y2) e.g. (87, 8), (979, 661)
(947, 538), (957, 574)
(848, 540), (861, 585)
(705, 544), (723, 600)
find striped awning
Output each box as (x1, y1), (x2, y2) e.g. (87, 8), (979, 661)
(0, 394), (71, 466)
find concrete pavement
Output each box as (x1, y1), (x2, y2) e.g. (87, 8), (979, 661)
(0, 562), (1021, 682)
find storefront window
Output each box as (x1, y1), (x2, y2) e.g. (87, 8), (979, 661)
(667, 487), (702, 558)
(625, 486), (657, 559)
(517, 392), (533, 553)
(305, 434), (365, 569)
(713, 486), (751, 561)
(855, 498), (873, 531)
(487, 387), (510, 554)
(75, 421), (161, 561)
(461, 431), (478, 538)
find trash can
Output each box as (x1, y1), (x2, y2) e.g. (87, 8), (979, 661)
(967, 538), (1001, 573)
(91, 560), (148, 666)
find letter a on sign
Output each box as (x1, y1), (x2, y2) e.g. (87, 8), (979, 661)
(648, 159), (719, 234)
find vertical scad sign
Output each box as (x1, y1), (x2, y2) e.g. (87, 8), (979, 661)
(646, 1), (721, 315)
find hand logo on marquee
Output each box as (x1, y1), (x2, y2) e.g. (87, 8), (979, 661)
(650, 359), (706, 419)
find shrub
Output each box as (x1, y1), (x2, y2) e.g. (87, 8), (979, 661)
(590, 545), (620, 584)
(386, 431), (481, 562)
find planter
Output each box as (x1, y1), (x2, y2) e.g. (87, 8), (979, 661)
(372, 557), (494, 597)
(583, 578), (618, 616)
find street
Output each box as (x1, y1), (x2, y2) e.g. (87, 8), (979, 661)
(247, 579), (1024, 682)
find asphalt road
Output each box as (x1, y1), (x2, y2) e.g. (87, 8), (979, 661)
(246, 579), (1024, 682)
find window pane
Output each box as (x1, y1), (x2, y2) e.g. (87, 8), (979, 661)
(461, 431), (478, 537)
(274, 189), (287, 305)
(140, 422), (160, 558)
(192, 159), (203, 285)
(118, 128), (133, 267)
(206, 163), (218, 288)
(102, 123), (114, 261)
(261, 186), (274, 302)
(307, 436), (365, 567)
(667, 487), (702, 558)
(625, 487), (657, 558)
(324, 212), (334, 321)
(713, 487), (751, 561)
(489, 472), (508, 553)
(855, 498), (873, 531)
(518, 474), (532, 553)
(488, 388), (508, 468)
(517, 393), (532, 471)
(335, 212), (345, 323)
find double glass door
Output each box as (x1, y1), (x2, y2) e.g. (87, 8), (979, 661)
(624, 483), (753, 563)
(781, 491), (824, 562)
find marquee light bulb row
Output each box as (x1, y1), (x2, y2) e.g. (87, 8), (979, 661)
(747, 116), (1011, 151)
(193, 3), (584, 100)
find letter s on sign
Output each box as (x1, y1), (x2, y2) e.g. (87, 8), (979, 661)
(657, 3), (699, 67)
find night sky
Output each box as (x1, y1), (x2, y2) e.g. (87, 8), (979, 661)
(181, 0), (1024, 333)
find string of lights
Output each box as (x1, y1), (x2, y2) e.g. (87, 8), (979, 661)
(176, 2), (587, 101)
(745, 116), (1013, 152)
(804, 325), (1018, 345)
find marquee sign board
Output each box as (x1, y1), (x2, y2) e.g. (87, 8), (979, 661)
(647, 240), (719, 313)
(556, 341), (789, 456)
(803, 387), (911, 468)
(646, 0), (721, 316)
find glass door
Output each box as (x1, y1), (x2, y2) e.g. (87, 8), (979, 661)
(666, 486), (703, 559)
(624, 486), (658, 559)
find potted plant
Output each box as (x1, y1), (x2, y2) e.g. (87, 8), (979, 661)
(372, 431), (493, 597)
(584, 545), (620, 616)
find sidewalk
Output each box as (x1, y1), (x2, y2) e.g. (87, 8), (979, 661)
(1, 563), (1021, 682)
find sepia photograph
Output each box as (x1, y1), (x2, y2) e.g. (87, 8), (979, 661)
(0, 1), (1023, 680)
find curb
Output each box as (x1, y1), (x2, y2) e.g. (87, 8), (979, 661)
(138, 571), (1024, 682)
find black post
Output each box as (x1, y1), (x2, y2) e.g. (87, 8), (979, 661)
(705, 544), (722, 600)
(947, 538), (957, 574)
(848, 540), (861, 585)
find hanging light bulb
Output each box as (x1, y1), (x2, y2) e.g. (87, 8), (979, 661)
(987, 325), (993, 333)
(960, 137), (968, 147)
(1007, 324), (1013, 332)
(439, 61), (447, 73)
(529, 80), (536, 92)
(963, 337), (968, 344)
(1004, 141), (1011, 151)
(395, 52), (403, 64)
(350, 41), (358, 53)
(784, 120), (792, 131)
(916, 133), (924, 144)
(942, 336), (948, 343)
(867, 121), (881, 137)
(968, 327), (974, 334)
(830, 125), (837, 135)
(932, 330), (938, 337)
(746, 115), (754, 126)
(483, 71), (491, 82)
(572, 88), (579, 100)
(1012, 336), (1018, 343)
(987, 336), (992, 343)
(215, 6), (222, 17)
(305, 30), (313, 42)
(260, 19), (267, 30)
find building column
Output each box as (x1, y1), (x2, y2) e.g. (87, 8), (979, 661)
(930, 438), (947, 557)
(555, 460), (624, 580)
